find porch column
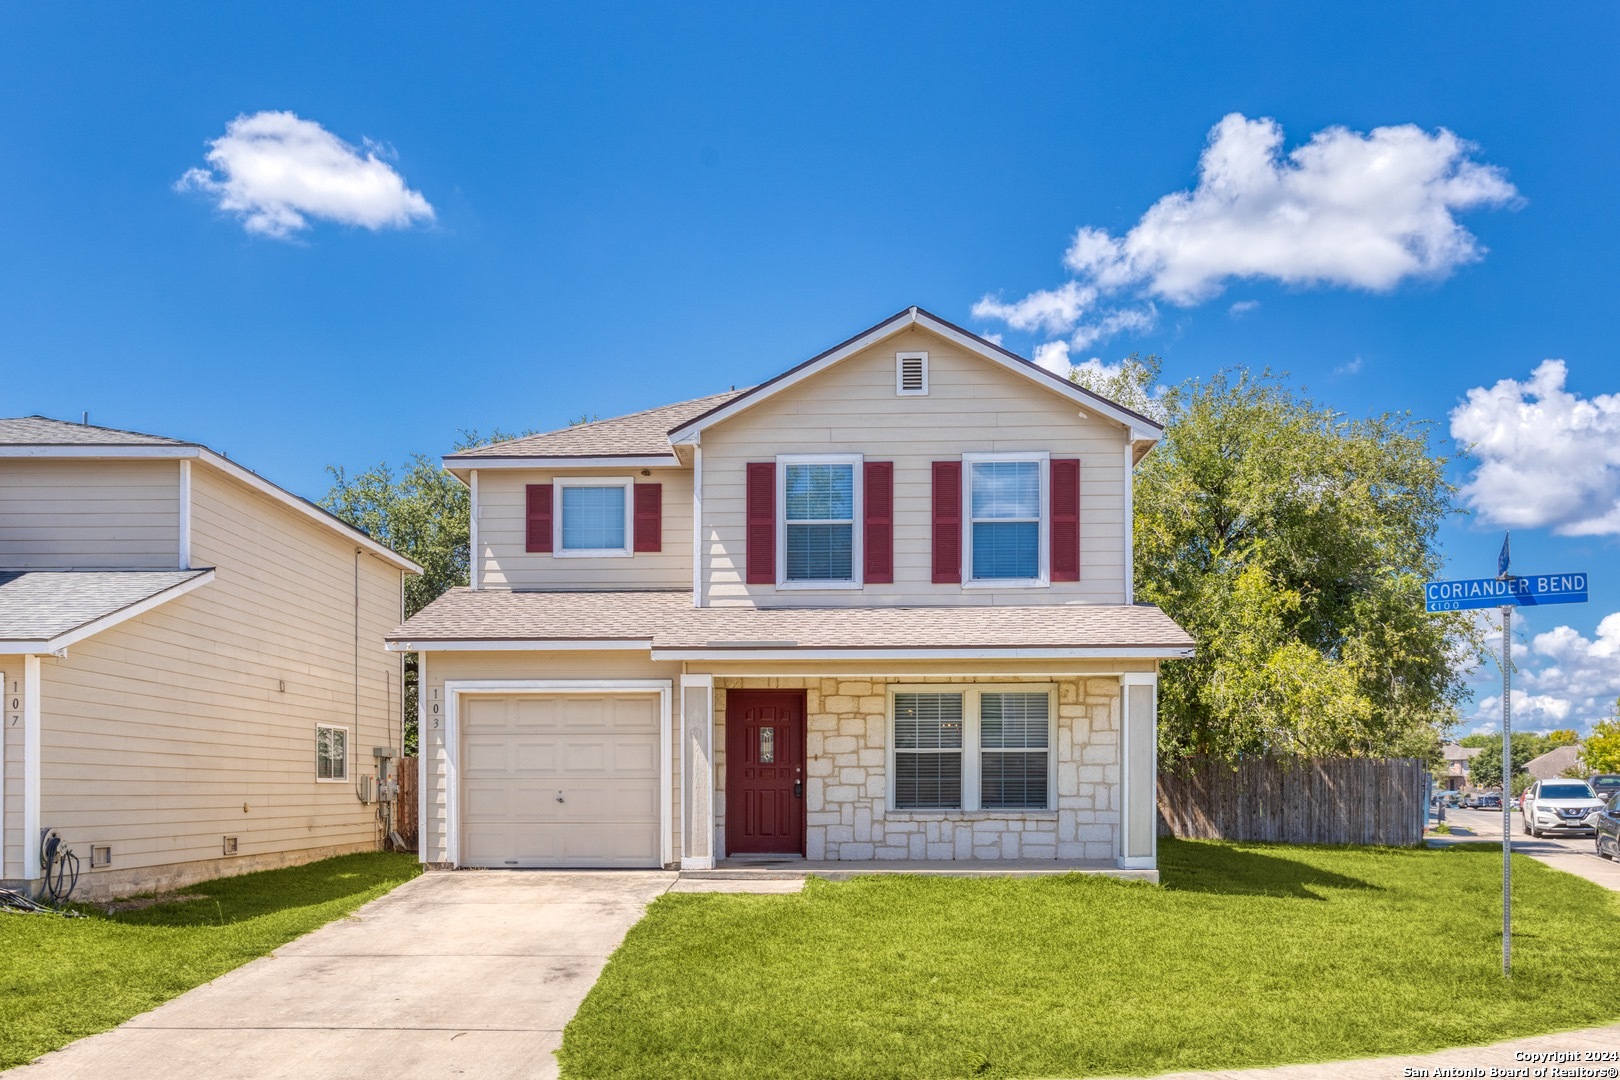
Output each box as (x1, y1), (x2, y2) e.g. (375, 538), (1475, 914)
(680, 674), (716, 869)
(1118, 671), (1158, 870)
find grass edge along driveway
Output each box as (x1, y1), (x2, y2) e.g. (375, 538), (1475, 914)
(561, 840), (1620, 1079)
(0, 851), (420, 1069)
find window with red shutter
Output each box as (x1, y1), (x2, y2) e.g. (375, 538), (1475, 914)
(633, 483), (662, 553)
(931, 461), (962, 584)
(863, 461), (894, 584)
(1050, 458), (1080, 582)
(745, 462), (775, 584)
(525, 483), (553, 553)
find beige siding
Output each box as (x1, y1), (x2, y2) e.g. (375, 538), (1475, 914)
(476, 467), (693, 590)
(418, 650), (683, 867)
(699, 326), (1130, 607)
(28, 462), (404, 890)
(2, 663), (27, 879)
(0, 460), (180, 569)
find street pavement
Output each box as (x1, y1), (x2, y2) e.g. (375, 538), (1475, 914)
(1439, 805), (1620, 890)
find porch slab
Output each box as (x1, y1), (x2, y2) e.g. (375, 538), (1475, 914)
(683, 858), (1159, 883)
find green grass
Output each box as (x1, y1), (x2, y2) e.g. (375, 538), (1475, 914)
(560, 840), (1620, 1079)
(0, 852), (419, 1069)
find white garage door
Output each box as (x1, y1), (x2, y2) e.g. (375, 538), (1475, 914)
(460, 693), (661, 868)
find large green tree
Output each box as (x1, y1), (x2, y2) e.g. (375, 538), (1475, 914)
(1078, 358), (1481, 763)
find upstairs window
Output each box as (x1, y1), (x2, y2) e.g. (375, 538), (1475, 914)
(966, 455), (1048, 585)
(556, 477), (634, 557)
(779, 457), (861, 587)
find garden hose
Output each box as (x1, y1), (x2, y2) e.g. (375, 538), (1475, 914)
(39, 830), (80, 906)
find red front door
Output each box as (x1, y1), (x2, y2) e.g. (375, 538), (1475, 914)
(725, 690), (806, 855)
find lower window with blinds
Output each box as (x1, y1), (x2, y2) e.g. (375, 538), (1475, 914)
(889, 685), (1055, 812)
(979, 692), (1050, 809)
(893, 692), (963, 809)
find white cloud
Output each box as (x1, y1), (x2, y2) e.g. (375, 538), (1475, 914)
(1335, 356), (1364, 376)
(971, 281), (1097, 335)
(1463, 611), (1620, 735)
(178, 111), (435, 238)
(1451, 360), (1620, 535)
(1031, 340), (1073, 374)
(1228, 300), (1260, 317)
(975, 112), (1517, 351)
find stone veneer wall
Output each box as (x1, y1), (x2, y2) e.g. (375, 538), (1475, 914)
(715, 676), (1121, 861)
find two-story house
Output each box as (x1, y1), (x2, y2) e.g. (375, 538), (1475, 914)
(391, 307), (1194, 879)
(0, 416), (419, 899)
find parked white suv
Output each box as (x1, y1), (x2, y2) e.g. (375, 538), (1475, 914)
(1521, 779), (1606, 838)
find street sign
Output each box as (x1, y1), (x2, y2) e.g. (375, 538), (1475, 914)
(1423, 572), (1588, 613)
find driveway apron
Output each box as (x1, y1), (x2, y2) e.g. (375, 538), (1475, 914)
(6, 870), (676, 1080)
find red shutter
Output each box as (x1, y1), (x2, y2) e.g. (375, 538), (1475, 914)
(1050, 458), (1080, 581)
(745, 463), (775, 584)
(633, 483), (662, 553)
(931, 460), (962, 584)
(863, 461), (894, 584)
(525, 483), (553, 553)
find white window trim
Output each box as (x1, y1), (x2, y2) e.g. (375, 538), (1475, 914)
(886, 683), (1057, 812)
(962, 451), (1050, 589)
(896, 350), (929, 396)
(316, 723), (349, 783)
(553, 475), (635, 558)
(776, 454), (864, 591)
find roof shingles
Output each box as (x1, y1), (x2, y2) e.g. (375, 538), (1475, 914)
(390, 588), (1195, 653)
(446, 391), (749, 460)
(0, 570), (211, 642)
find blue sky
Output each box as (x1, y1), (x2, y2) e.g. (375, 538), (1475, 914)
(4, 4), (1617, 733)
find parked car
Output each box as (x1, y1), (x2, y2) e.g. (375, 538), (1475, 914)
(1594, 794), (1620, 860)
(1588, 774), (1620, 803)
(1520, 779), (1607, 838)
(1475, 793), (1502, 810)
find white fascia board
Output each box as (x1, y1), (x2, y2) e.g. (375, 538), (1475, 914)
(386, 638), (654, 653)
(667, 307), (1165, 445)
(0, 570), (217, 655)
(650, 645), (1196, 661)
(667, 310), (921, 445)
(0, 444), (423, 574)
(197, 451), (423, 574)
(442, 455), (681, 470)
(0, 445), (197, 460)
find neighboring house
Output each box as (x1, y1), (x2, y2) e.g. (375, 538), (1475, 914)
(0, 417), (420, 899)
(391, 307), (1195, 879)
(1441, 743), (1482, 791)
(1524, 744), (1583, 783)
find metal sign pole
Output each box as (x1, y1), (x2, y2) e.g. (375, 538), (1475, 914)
(1501, 602), (1512, 977)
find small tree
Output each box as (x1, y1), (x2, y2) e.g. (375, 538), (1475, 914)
(1582, 710), (1620, 775)
(323, 428), (535, 752)
(1468, 732), (1545, 789)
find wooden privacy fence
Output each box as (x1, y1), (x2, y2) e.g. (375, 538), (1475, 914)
(394, 756), (419, 852)
(1157, 756), (1429, 846)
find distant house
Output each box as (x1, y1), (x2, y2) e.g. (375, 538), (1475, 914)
(1, 416), (420, 900)
(1524, 744), (1584, 783)
(1440, 743), (1482, 791)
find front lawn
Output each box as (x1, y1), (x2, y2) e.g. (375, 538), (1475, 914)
(561, 840), (1620, 1078)
(0, 851), (419, 1069)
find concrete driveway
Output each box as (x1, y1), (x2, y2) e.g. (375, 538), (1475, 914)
(7, 870), (678, 1080)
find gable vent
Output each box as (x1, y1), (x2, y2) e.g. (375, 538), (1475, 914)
(896, 351), (928, 396)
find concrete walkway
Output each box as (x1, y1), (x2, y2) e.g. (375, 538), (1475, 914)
(7, 870), (689, 1080)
